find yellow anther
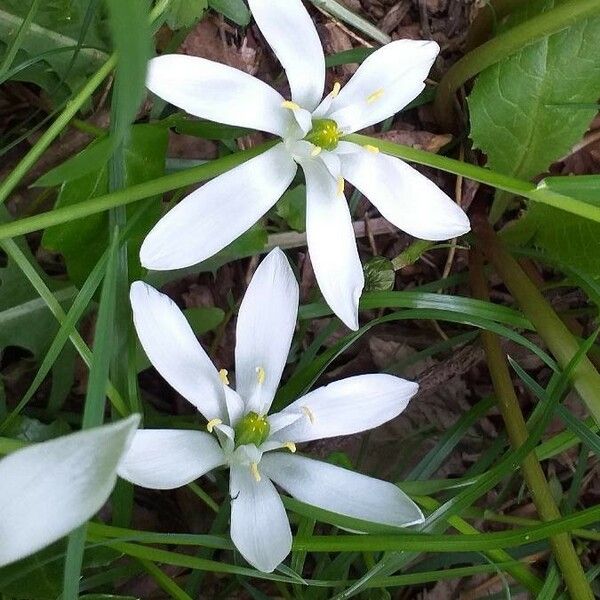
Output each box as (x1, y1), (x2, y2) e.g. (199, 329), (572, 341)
(256, 366), (266, 385)
(206, 418), (222, 433)
(366, 88), (384, 104)
(281, 100), (301, 111)
(331, 81), (341, 97)
(311, 145), (323, 157)
(283, 441), (297, 453)
(250, 462), (261, 482)
(365, 144), (380, 153)
(219, 369), (229, 385)
(301, 405), (316, 424)
(336, 177), (345, 196)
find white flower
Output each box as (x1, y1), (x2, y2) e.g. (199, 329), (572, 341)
(119, 248), (423, 573)
(0, 415), (140, 567)
(139, 0), (471, 331)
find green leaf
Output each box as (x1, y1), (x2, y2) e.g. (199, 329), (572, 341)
(0, 0), (109, 96)
(503, 176), (600, 278)
(363, 256), (395, 292)
(208, 0), (250, 26)
(275, 185), (306, 232)
(469, 0), (600, 216)
(41, 124), (167, 287)
(166, 0), (208, 29)
(105, 0), (153, 146)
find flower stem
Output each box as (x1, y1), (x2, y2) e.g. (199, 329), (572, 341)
(472, 215), (600, 426)
(345, 134), (600, 224)
(469, 248), (594, 600)
(433, 0), (600, 129)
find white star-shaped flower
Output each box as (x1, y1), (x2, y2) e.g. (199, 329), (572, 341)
(0, 416), (139, 567)
(139, 0), (470, 330)
(119, 248), (423, 572)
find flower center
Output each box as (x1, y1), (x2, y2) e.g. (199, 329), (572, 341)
(305, 118), (342, 151)
(234, 411), (270, 447)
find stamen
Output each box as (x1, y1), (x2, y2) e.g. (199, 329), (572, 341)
(206, 418), (223, 433)
(366, 88), (384, 104)
(282, 441), (297, 453)
(250, 462), (261, 482)
(219, 369), (229, 385)
(281, 100), (301, 111)
(301, 405), (316, 424)
(365, 144), (380, 153)
(311, 145), (322, 157)
(256, 366), (266, 385)
(336, 177), (345, 196)
(331, 81), (341, 97)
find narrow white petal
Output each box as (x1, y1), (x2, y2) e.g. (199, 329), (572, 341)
(130, 282), (226, 421)
(248, 0), (325, 111)
(236, 248), (299, 415)
(140, 144), (298, 270)
(117, 429), (225, 489)
(340, 147), (470, 240)
(229, 465), (292, 572)
(302, 158), (364, 330)
(147, 55), (293, 136)
(0, 416), (139, 567)
(262, 453), (424, 527)
(275, 374), (418, 443)
(224, 387), (245, 426)
(325, 40), (439, 133)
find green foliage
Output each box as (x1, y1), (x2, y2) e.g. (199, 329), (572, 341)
(504, 182), (600, 279)
(0, 0), (109, 98)
(41, 125), (167, 287)
(276, 185), (306, 232)
(363, 257), (395, 292)
(469, 0), (600, 218)
(208, 0), (250, 26)
(166, 0), (208, 29)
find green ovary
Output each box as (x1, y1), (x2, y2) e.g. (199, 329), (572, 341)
(305, 119), (341, 151)
(234, 412), (270, 447)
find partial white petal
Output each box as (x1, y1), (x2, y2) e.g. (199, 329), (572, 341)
(130, 282), (226, 421)
(324, 40), (439, 133)
(0, 416), (139, 568)
(224, 387), (245, 426)
(340, 147), (470, 240)
(275, 374), (418, 443)
(262, 453), (424, 527)
(302, 158), (364, 330)
(147, 55), (293, 136)
(140, 144), (298, 270)
(248, 0), (325, 111)
(236, 248), (299, 415)
(229, 465), (292, 572)
(268, 411), (304, 436)
(118, 429), (225, 489)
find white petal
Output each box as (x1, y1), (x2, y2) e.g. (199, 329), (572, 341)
(261, 453), (424, 527)
(130, 282), (226, 421)
(248, 0), (325, 111)
(117, 429), (225, 490)
(0, 416), (139, 567)
(268, 411), (304, 436)
(324, 40), (439, 133)
(140, 143), (298, 270)
(147, 55), (293, 136)
(235, 248), (299, 415)
(275, 374), (418, 443)
(340, 147), (470, 240)
(302, 158), (364, 330)
(229, 465), (292, 572)
(224, 387), (245, 426)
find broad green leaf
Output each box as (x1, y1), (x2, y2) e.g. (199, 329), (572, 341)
(503, 176), (600, 278)
(166, 0), (208, 29)
(208, 0), (250, 26)
(42, 124), (167, 287)
(469, 0), (600, 217)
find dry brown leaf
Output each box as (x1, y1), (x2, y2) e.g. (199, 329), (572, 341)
(375, 128), (452, 153)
